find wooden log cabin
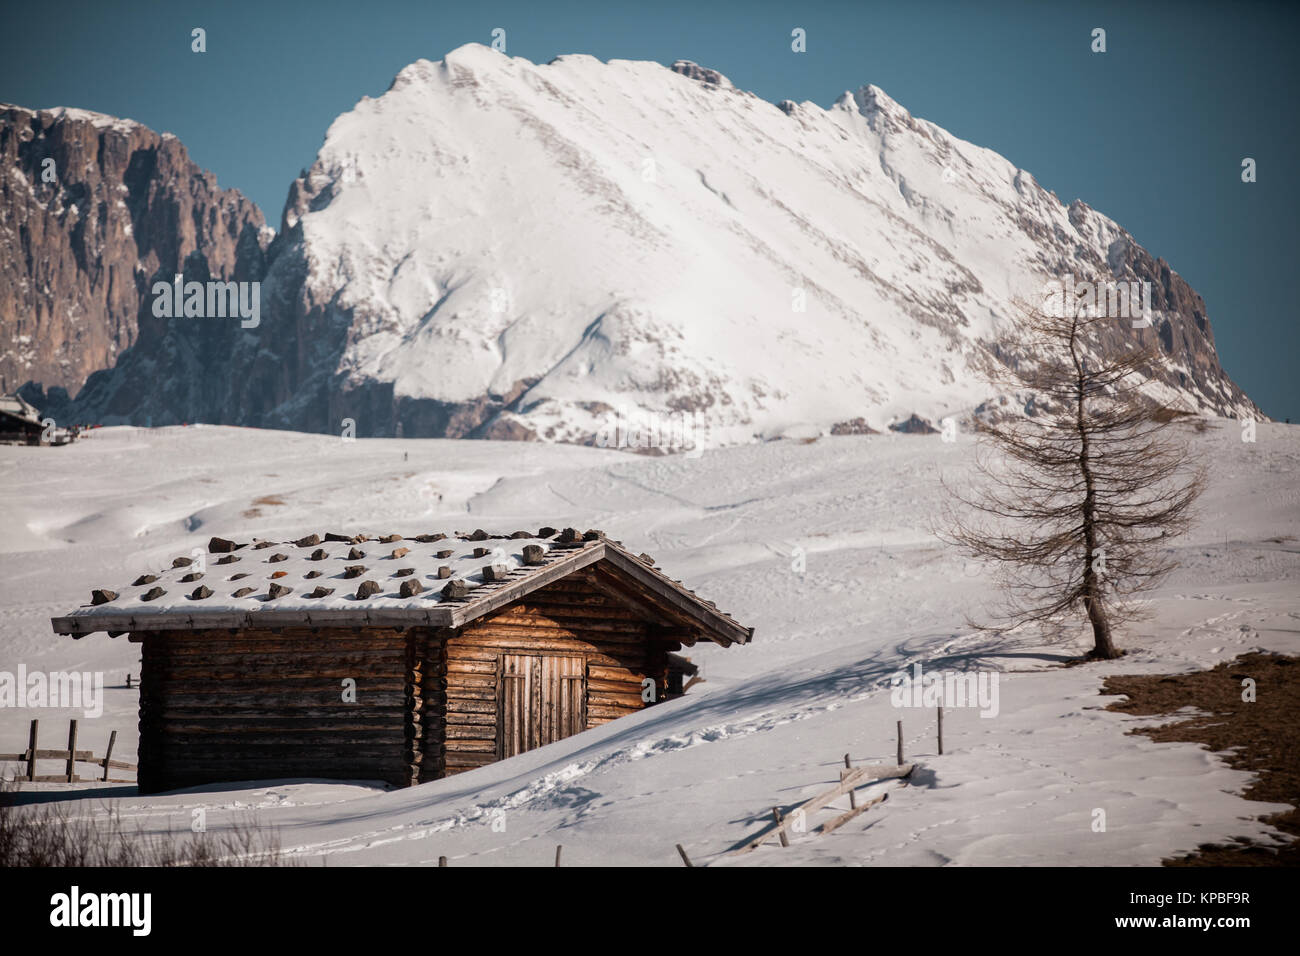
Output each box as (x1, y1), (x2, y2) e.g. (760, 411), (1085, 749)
(51, 528), (752, 793)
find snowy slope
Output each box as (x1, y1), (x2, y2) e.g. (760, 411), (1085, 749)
(263, 44), (1256, 443)
(2, 424), (1296, 865)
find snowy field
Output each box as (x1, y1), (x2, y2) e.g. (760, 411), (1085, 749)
(1, 421), (1297, 866)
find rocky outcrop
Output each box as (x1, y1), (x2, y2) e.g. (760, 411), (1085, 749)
(0, 104), (268, 403)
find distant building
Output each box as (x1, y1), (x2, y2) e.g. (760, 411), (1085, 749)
(0, 392), (78, 445)
(0, 392), (45, 445)
(52, 528), (752, 793)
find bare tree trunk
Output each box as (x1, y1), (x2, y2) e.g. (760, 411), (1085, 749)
(1071, 321), (1120, 660)
(1084, 592), (1117, 659)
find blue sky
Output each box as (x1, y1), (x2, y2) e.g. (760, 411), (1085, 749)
(3, 0), (1296, 418)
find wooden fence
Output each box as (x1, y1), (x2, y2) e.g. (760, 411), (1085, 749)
(0, 719), (137, 783)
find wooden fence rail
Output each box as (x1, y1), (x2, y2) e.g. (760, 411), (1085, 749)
(0, 719), (136, 783)
(727, 758), (915, 857)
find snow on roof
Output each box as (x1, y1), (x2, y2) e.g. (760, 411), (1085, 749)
(0, 392), (40, 423)
(51, 527), (753, 644)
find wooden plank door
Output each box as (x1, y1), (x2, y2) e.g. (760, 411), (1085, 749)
(500, 653), (585, 759)
(499, 653), (537, 760)
(540, 655), (586, 746)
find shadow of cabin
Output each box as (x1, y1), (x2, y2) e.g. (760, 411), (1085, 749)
(50, 528), (751, 794)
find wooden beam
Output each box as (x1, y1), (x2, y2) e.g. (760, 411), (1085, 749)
(730, 763), (913, 855)
(818, 792), (889, 835)
(596, 546), (753, 646)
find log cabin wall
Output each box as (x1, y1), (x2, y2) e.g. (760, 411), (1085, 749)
(136, 626), (414, 793)
(433, 573), (674, 777)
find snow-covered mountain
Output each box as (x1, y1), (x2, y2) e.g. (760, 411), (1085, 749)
(33, 45), (1259, 439)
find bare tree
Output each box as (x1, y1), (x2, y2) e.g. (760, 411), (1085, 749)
(940, 283), (1206, 659)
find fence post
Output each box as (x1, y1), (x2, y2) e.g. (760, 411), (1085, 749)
(676, 844), (694, 867)
(937, 706), (944, 755)
(26, 719), (38, 781)
(896, 720), (904, 765)
(772, 808), (789, 847)
(66, 720), (78, 782)
(844, 753), (857, 809)
(438, 856), (447, 867)
(103, 730), (118, 782)
(555, 845), (563, 867)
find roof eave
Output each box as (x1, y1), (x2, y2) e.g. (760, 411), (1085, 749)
(50, 605), (459, 637)
(596, 544), (753, 647)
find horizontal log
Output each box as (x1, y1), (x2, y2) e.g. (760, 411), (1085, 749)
(144, 704), (407, 720)
(441, 749), (491, 764)
(483, 608), (646, 628)
(445, 699), (496, 714)
(455, 626), (645, 647)
(517, 585), (624, 604)
(149, 624), (411, 640)
(438, 764), (487, 777)
(587, 664), (645, 682)
(149, 723), (400, 738)
(506, 603), (638, 622)
(148, 639), (400, 655)
(837, 763), (916, 785)
(149, 650), (403, 665)
(589, 691), (647, 709)
(446, 659), (497, 675)
(157, 732), (406, 747)
(444, 726), (498, 741)
(819, 792), (889, 835)
(444, 647), (501, 663)
(145, 688), (407, 704)
(3, 749), (96, 760)
(145, 766), (404, 781)
(586, 677), (647, 695)
(150, 772), (407, 786)
(144, 705), (407, 719)
(152, 665), (407, 682)
(443, 739), (497, 754)
(152, 639), (406, 657)
(151, 746), (406, 761)
(158, 738), (410, 754)
(444, 687), (497, 702)
(587, 703), (642, 720)
(445, 675), (497, 691)
(146, 675), (410, 691)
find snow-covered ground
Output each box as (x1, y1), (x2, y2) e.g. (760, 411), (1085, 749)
(1, 421), (1296, 865)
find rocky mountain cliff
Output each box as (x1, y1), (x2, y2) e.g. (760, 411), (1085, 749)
(0, 104), (268, 404)
(6, 47), (1262, 441)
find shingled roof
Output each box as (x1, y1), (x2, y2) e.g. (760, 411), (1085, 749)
(50, 527), (753, 646)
